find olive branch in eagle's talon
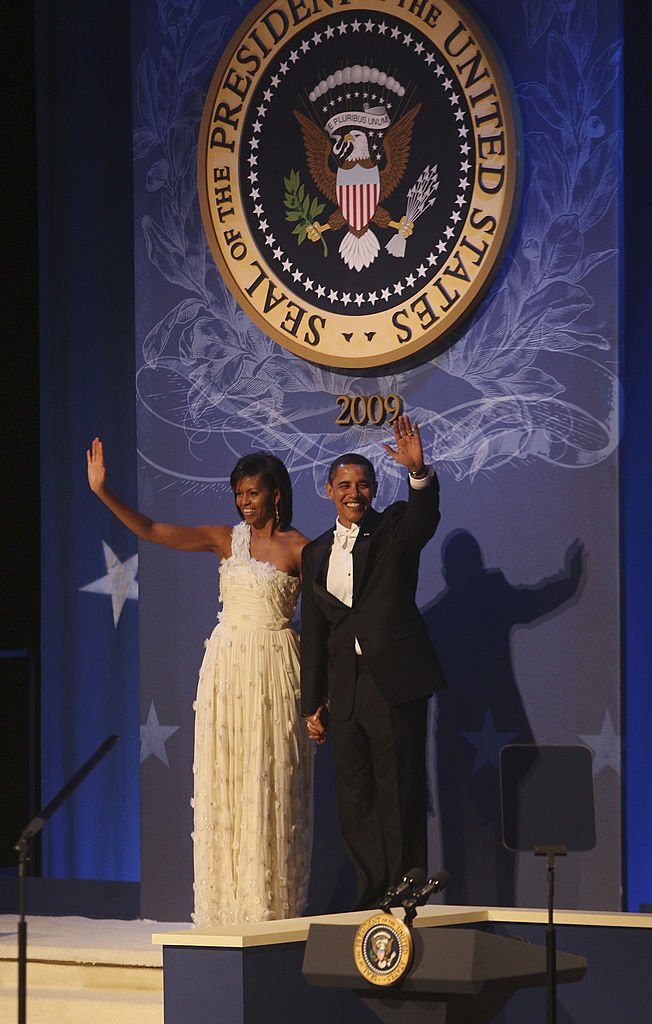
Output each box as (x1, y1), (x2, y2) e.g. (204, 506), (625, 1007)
(284, 170), (328, 256)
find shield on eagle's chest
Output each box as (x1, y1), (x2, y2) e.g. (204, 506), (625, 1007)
(336, 165), (380, 232)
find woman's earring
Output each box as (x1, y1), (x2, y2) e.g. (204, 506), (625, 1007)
(275, 504), (280, 527)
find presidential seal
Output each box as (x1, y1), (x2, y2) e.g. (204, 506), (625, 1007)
(198, 0), (521, 369)
(353, 912), (413, 986)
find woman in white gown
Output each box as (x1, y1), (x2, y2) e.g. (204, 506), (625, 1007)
(87, 440), (313, 924)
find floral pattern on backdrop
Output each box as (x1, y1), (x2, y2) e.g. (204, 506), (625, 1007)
(133, 0), (620, 507)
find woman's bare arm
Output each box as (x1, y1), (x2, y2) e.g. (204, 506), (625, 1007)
(86, 437), (230, 555)
(292, 531), (310, 580)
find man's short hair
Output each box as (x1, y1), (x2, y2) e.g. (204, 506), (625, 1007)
(327, 453), (377, 484)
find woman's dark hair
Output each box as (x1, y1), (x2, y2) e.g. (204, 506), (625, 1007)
(229, 452), (293, 529)
(327, 452), (377, 484)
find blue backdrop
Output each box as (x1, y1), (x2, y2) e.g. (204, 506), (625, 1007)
(133, 0), (624, 918)
(34, 0), (651, 917)
(37, 0), (140, 881)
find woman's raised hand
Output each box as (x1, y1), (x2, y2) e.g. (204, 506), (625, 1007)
(85, 435), (229, 555)
(86, 437), (107, 494)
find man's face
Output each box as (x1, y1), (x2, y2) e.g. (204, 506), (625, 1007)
(326, 463), (377, 528)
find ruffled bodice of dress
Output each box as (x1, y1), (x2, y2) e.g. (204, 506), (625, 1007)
(217, 521), (300, 631)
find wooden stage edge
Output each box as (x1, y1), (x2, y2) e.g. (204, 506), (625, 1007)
(152, 903), (652, 950)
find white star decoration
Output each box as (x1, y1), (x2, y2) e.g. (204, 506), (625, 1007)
(140, 701), (179, 766)
(579, 711), (621, 776)
(80, 541), (138, 627)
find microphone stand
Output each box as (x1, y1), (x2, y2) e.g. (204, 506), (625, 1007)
(16, 842), (28, 1024)
(13, 735), (120, 1024)
(535, 844), (567, 1024)
(377, 868), (426, 916)
(378, 870), (452, 928)
(402, 871), (452, 928)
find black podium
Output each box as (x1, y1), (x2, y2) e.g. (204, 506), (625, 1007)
(303, 923), (587, 1023)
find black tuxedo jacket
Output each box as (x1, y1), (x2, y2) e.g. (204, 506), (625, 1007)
(300, 474), (445, 721)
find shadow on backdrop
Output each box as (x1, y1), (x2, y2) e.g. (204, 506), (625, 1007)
(424, 530), (584, 907)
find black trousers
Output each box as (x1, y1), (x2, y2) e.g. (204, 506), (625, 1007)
(331, 657), (428, 911)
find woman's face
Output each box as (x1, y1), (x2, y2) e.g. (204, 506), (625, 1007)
(233, 473), (278, 528)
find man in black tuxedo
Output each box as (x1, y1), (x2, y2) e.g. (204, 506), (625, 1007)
(300, 415), (445, 910)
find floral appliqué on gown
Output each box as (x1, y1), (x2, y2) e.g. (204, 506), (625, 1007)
(192, 521), (313, 925)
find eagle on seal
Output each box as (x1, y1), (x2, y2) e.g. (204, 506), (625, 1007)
(293, 103), (421, 271)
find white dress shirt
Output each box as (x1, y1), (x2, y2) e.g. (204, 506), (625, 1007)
(327, 519), (358, 607)
(325, 468), (433, 655)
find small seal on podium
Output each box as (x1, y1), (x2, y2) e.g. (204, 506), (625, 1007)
(353, 912), (413, 986)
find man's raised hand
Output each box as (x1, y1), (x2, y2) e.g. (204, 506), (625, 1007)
(382, 415), (425, 476)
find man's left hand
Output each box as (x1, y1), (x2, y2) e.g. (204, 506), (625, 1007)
(306, 706), (328, 745)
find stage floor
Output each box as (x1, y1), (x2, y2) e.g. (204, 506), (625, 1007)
(0, 913), (188, 964)
(0, 914), (188, 1024)
(1, 907), (650, 1023)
